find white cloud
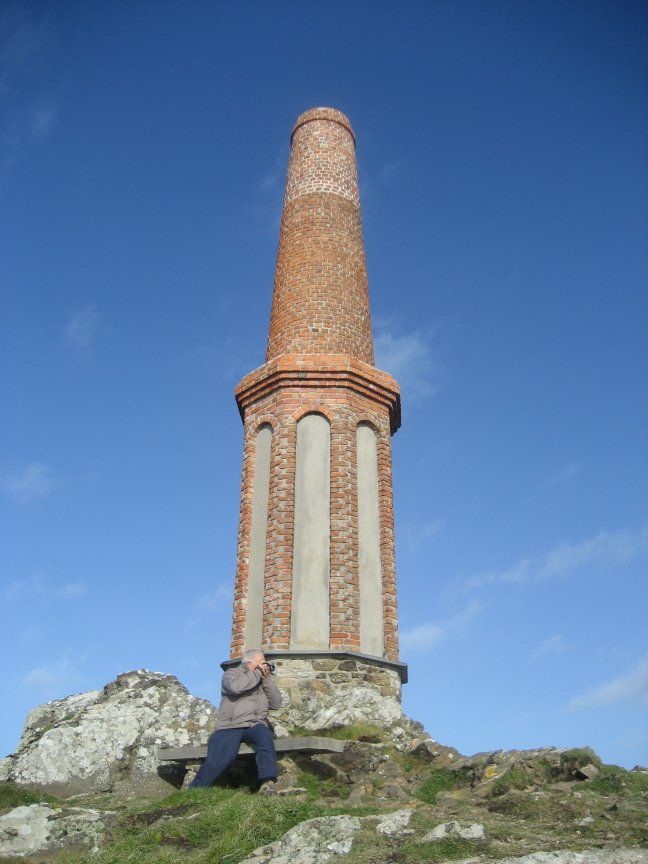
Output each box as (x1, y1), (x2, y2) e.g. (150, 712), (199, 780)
(467, 524), (648, 590)
(23, 652), (84, 701)
(184, 582), (232, 632)
(30, 105), (57, 141)
(1, 462), (53, 503)
(55, 582), (88, 598)
(401, 599), (482, 652)
(1, 575), (88, 605)
(374, 326), (442, 403)
(398, 518), (445, 556)
(0, 13), (55, 186)
(196, 583), (232, 613)
(544, 461), (581, 489)
(531, 633), (569, 660)
(568, 655), (648, 712)
(65, 305), (98, 350)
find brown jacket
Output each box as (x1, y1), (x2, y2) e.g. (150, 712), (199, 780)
(215, 665), (283, 731)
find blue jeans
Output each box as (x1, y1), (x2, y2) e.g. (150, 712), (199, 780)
(190, 723), (278, 788)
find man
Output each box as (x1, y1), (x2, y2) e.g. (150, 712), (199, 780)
(190, 649), (283, 793)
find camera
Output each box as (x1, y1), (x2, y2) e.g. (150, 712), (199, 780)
(263, 662), (275, 673)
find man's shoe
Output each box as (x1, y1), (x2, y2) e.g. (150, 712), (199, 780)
(258, 778), (277, 795)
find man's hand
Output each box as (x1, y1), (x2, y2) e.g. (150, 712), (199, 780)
(247, 658), (269, 678)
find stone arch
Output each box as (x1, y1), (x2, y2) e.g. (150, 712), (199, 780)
(253, 415), (277, 432)
(291, 403), (337, 424)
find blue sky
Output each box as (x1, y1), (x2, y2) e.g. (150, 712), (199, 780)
(1, 1), (647, 769)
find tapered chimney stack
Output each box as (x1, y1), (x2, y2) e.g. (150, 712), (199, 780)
(227, 108), (407, 695)
(266, 108), (374, 364)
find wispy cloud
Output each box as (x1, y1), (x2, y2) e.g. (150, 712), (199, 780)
(64, 305), (99, 350)
(374, 325), (442, 403)
(30, 104), (57, 142)
(186, 335), (251, 384)
(531, 633), (570, 661)
(184, 582), (232, 632)
(398, 517), (445, 556)
(1, 462), (53, 503)
(2, 575), (88, 605)
(23, 652), (84, 701)
(568, 655), (648, 712)
(0, 10), (56, 185)
(377, 161), (404, 184)
(258, 145), (288, 196)
(467, 524), (648, 590)
(401, 599), (482, 652)
(544, 461), (581, 489)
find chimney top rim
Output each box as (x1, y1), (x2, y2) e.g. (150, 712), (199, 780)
(291, 108), (355, 146)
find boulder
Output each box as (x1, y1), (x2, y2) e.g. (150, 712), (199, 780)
(4, 669), (217, 798)
(0, 803), (117, 858)
(422, 819), (488, 842)
(495, 852), (648, 864)
(240, 814), (362, 864)
(373, 808), (414, 836)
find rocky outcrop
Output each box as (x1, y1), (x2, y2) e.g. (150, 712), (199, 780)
(0, 803), (117, 858)
(2, 670), (646, 862)
(236, 809), (647, 864)
(4, 670), (216, 798)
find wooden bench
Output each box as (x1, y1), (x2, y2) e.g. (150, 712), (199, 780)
(158, 735), (346, 763)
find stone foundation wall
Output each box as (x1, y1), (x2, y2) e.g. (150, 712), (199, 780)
(264, 655), (405, 739)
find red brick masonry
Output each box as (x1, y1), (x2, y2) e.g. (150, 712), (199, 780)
(229, 109), (403, 666)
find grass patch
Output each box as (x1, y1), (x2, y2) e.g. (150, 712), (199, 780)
(54, 785), (361, 864)
(491, 764), (531, 796)
(558, 748), (601, 778)
(345, 830), (486, 864)
(296, 723), (387, 743)
(585, 765), (648, 798)
(0, 783), (59, 810)
(415, 768), (468, 805)
(400, 836), (488, 862)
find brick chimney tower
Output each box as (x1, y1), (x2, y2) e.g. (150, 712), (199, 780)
(227, 108), (407, 703)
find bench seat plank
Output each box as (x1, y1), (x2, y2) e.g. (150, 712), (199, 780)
(159, 735), (346, 761)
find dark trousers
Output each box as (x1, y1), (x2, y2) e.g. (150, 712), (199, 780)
(189, 723), (278, 788)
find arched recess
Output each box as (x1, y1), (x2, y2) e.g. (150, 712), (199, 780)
(357, 421), (384, 656)
(290, 413), (331, 649)
(244, 423), (272, 649)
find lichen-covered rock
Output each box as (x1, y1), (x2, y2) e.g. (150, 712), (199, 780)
(240, 815), (362, 864)
(0, 803), (117, 858)
(422, 819), (488, 842)
(5, 670), (217, 798)
(0, 757), (11, 784)
(495, 852), (648, 863)
(373, 808), (414, 836)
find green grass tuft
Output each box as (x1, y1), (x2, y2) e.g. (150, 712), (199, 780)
(52, 785), (363, 864)
(0, 783), (59, 810)
(491, 764), (531, 796)
(301, 723), (388, 743)
(585, 765), (648, 797)
(415, 768), (466, 805)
